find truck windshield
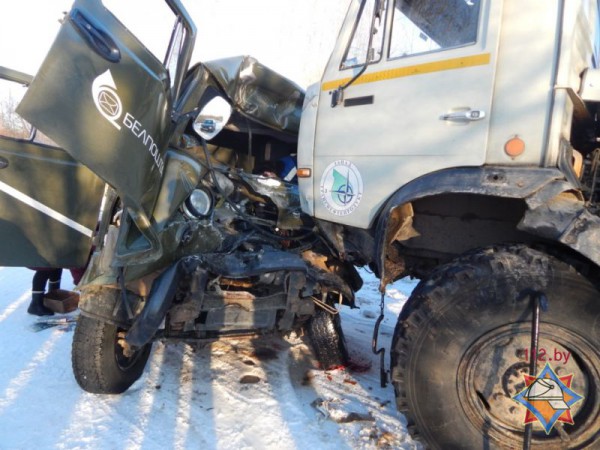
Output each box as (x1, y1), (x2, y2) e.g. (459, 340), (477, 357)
(341, 0), (386, 69)
(389, 0), (480, 59)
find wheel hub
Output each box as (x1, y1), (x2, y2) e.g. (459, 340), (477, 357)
(458, 323), (593, 439)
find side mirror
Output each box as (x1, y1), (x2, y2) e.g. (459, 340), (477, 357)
(193, 96), (232, 141)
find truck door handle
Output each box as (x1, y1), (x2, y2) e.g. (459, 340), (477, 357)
(441, 109), (486, 122)
(71, 9), (121, 63)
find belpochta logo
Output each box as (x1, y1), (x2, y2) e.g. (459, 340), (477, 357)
(90, 70), (165, 175)
(92, 70), (123, 130)
(512, 362), (583, 434)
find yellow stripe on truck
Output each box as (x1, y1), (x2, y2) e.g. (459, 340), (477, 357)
(321, 53), (491, 92)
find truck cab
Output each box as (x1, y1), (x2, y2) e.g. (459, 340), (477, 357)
(298, 0), (600, 447)
(300, 0), (600, 285)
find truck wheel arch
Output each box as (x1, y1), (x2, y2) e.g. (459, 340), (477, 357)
(372, 166), (595, 287)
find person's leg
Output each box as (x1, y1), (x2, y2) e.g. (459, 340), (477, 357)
(47, 268), (63, 291)
(28, 269), (55, 316)
(32, 269), (51, 292)
(69, 267), (85, 286)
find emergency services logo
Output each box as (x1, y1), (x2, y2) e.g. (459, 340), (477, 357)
(512, 363), (583, 434)
(92, 70), (123, 130)
(320, 160), (363, 216)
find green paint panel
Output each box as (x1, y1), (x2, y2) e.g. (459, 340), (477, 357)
(0, 138), (104, 267)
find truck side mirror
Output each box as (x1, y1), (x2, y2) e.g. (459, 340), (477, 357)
(193, 96), (232, 141)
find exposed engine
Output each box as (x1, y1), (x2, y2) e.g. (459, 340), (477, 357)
(158, 121), (361, 340)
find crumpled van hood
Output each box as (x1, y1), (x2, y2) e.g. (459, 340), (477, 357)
(203, 56), (305, 136)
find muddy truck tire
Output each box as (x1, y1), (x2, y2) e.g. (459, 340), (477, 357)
(391, 245), (600, 449)
(306, 308), (349, 370)
(72, 315), (152, 394)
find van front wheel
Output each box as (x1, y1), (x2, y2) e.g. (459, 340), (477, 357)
(72, 315), (152, 394)
(306, 308), (349, 370)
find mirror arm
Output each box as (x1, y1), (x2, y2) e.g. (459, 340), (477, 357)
(332, 49), (373, 107)
(375, 0), (385, 20)
(171, 106), (199, 124)
(331, 0), (381, 107)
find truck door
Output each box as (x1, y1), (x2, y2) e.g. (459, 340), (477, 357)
(0, 67), (104, 267)
(313, 0), (501, 228)
(17, 0), (195, 218)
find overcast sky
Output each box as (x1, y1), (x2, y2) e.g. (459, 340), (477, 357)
(0, 0), (350, 88)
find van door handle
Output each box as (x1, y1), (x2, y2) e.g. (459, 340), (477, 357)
(70, 9), (121, 63)
(0, 157), (8, 169)
(441, 109), (486, 122)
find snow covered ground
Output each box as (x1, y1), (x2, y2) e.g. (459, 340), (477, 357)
(0, 267), (421, 450)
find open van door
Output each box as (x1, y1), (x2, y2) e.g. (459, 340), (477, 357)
(0, 66), (104, 267)
(17, 0), (195, 218)
(17, 0), (195, 264)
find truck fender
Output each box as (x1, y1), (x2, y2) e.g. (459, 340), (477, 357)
(373, 166), (577, 288)
(78, 285), (144, 328)
(519, 190), (600, 267)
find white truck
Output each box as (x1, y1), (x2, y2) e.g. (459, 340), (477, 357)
(301, 1), (600, 446)
(1, 0), (599, 448)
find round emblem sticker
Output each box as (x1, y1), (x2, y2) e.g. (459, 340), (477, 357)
(320, 160), (363, 216)
(97, 88), (121, 119)
(92, 70), (123, 130)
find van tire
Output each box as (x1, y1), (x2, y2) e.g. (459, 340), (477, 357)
(72, 315), (152, 394)
(306, 308), (349, 370)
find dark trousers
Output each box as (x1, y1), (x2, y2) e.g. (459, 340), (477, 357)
(32, 268), (62, 293)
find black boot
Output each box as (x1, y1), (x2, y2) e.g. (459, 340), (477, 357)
(27, 291), (54, 316)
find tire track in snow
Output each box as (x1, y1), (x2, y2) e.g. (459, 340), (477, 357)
(0, 328), (65, 414)
(0, 291), (30, 324)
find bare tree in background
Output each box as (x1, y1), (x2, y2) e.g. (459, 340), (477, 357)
(0, 90), (31, 139)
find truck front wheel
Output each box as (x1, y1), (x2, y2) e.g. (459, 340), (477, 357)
(306, 308), (349, 370)
(391, 245), (600, 449)
(72, 315), (152, 394)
